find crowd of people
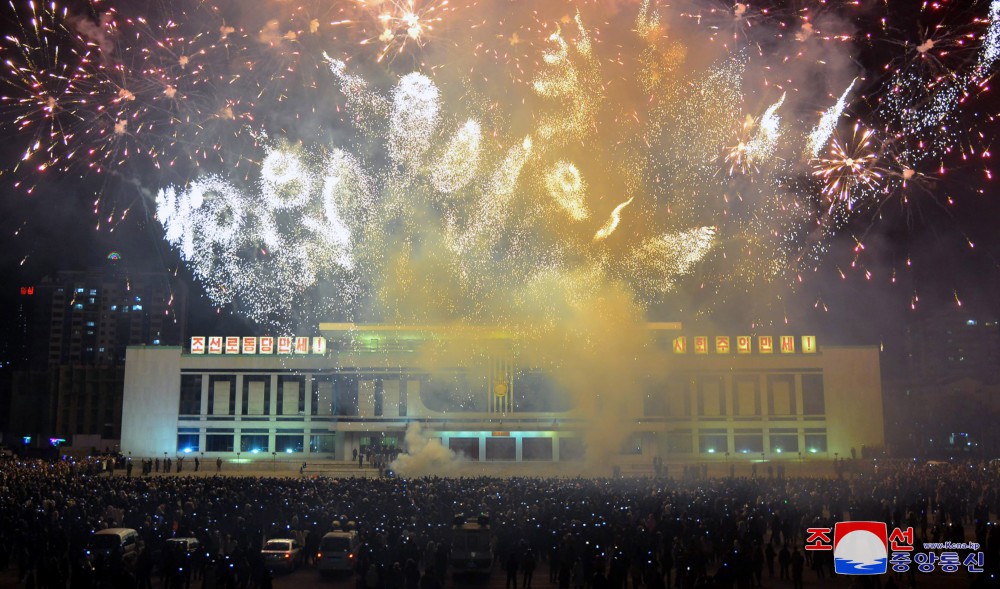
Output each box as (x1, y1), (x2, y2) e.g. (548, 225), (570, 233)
(0, 455), (998, 589)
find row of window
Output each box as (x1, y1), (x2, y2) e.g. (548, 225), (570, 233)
(176, 433), (335, 454)
(664, 428), (828, 455)
(644, 374), (825, 417)
(178, 373), (826, 418)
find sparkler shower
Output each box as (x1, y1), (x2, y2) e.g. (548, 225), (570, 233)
(4, 0), (998, 331)
(0, 3), (998, 359)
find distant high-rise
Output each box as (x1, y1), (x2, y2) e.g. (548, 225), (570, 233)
(41, 257), (184, 368)
(904, 310), (1000, 385)
(887, 310), (1000, 456)
(5, 253), (187, 445)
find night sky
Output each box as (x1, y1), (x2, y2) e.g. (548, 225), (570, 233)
(3, 0), (1000, 380)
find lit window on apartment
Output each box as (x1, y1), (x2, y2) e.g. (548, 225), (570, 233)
(86, 322), (95, 327)
(132, 304), (143, 311)
(89, 289), (96, 295)
(76, 288), (84, 293)
(73, 303), (83, 310)
(153, 339), (161, 345)
(110, 305), (117, 311)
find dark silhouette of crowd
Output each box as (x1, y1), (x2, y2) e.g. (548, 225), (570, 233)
(1, 455), (999, 589)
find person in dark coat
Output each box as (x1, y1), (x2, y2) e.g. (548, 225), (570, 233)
(506, 552), (519, 589)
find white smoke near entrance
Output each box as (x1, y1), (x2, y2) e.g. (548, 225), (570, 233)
(391, 423), (460, 477)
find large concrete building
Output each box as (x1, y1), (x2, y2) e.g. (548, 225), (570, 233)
(121, 324), (884, 468)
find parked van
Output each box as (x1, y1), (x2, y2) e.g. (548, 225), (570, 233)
(86, 528), (142, 568)
(317, 531), (360, 573)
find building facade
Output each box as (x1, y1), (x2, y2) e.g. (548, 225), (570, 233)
(121, 324), (884, 466)
(5, 256), (185, 447)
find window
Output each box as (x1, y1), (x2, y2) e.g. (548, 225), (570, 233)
(205, 435), (234, 452)
(449, 438), (480, 461)
(239, 434), (269, 453)
(801, 375), (825, 415)
(767, 375), (796, 416)
(559, 438), (585, 461)
(309, 434), (335, 454)
(643, 385), (667, 416)
(769, 429), (799, 454)
(177, 434), (199, 453)
(666, 377), (691, 417)
(698, 430), (728, 454)
(275, 434), (304, 453)
(733, 430), (763, 454)
(733, 376), (759, 416)
(522, 438), (553, 461)
(697, 376), (726, 417)
(666, 430), (694, 454)
(178, 375), (202, 415)
(311, 376), (357, 416)
(422, 374), (487, 412)
(805, 429), (827, 454)
(485, 437), (515, 461)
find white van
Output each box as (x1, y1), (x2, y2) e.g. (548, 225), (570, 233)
(317, 531), (360, 573)
(87, 528), (142, 568)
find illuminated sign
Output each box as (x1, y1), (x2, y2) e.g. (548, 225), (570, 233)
(190, 336), (327, 355)
(19, 286), (35, 296)
(668, 334), (817, 354)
